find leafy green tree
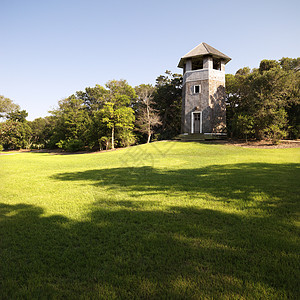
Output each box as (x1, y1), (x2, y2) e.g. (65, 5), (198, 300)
(6, 109), (28, 122)
(99, 103), (135, 149)
(89, 112), (110, 150)
(226, 73), (245, 137)
(152, 71), (182, 139)
(234, 114), (254, 142)
(118, 129), (136, 147)
(28, 117), (57, 149)
(98, 80), (136, 149)
(283, 64), (300, 138)
(50, 96), (91, 150)
(0, 106), (31, 149)
(259, 59), (280, 73)
(0, 120), (31, 149)
(265, 108), (288, 143)
(72, 85), (108, 149)
(76, 85), (108, 112)
(0, 95), (20, 119)
(251, 65), (295, 140)
(287, 102), (300, 139)
(46, 80), (136, 151)
(280, 57), (300, 71)
(226, 58), (300, 142)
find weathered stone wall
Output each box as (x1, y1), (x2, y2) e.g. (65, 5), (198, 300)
(182, 69), (226, 134)
(182, 78), (209, 133)
(183, 69), (224, 84)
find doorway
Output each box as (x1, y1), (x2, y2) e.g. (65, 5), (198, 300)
(191, 111), (202, 133)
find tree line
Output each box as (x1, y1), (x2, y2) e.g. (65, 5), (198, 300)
(226, 57), (300, 142)
(0, 71), (182, 151)
(0, 58), (299, 151)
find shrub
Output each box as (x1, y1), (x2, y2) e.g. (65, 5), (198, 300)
(30, 143), (45, 150)
(56, 140), (66, 150)
(118, 130), (136, 147)
(56, 139), (85, 152)
(65, 139), (85, 152)
(99, 136), (110, 150)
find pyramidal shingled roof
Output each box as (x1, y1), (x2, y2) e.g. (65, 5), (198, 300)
(178, 42), (231, 68)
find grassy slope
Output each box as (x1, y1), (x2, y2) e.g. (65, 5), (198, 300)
(0, 142), (299, 299)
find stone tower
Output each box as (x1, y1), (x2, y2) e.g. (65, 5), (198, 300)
(178, 42), (231, 135)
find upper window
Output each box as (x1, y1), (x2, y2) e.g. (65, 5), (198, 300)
(192, 58), (203, 70)
(194, 85), (201, 94)
(213, 58), (221, 70)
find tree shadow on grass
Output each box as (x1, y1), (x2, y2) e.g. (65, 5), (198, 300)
(1, 163), (299, 298)
(52, 163), (300, 218)
(0, 200), (299, 299)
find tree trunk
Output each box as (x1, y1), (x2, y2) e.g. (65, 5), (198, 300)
(111, 126), (114, 149)
(147, 104), (151, 143)
(162, 108), (169, 131)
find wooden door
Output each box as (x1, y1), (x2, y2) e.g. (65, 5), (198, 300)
(193, 113), (201, 133)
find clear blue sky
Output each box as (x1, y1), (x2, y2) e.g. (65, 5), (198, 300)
(1, 0), (299, 120)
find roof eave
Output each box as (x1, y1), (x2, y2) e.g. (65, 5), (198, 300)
(178, 58), (185, 68)
(178, 55), (231, 68)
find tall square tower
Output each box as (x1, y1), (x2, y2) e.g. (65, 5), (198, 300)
(178, 43), (231, 135)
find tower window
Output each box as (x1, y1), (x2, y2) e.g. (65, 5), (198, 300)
(192, 58), (203, 70)
(193, 85), (201, 94)
(213, 58), (221, 70)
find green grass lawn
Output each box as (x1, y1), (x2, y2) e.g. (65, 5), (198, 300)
(0, 142), (299, 299)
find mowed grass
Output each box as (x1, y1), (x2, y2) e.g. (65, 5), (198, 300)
(0, 142), (299, 299)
